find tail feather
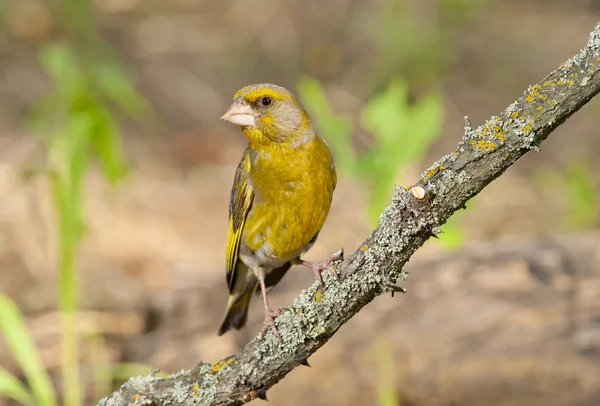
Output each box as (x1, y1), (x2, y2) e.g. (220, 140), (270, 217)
(218, 280), (258, 335)
(219, 261), (292, 335)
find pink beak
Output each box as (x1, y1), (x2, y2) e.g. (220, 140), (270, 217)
(220, 100), (255, 127)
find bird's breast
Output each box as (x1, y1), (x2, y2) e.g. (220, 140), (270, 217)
(242, 141), (335, 267)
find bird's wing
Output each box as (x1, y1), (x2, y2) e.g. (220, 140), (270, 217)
(226, 146), (254, 291)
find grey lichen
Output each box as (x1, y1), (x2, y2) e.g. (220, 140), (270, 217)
(172, 381), (193, 404)
(561, 22), (600, 71)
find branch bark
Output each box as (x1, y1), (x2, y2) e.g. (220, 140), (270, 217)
(99, 22), (600, 406)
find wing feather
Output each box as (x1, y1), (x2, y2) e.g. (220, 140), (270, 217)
(226, 147), (254, 290)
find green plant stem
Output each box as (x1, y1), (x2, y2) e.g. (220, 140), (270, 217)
(58, 230), (81, 406)
(54, 176), (81, 406)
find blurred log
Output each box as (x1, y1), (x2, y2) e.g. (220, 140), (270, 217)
(120, 232), (600, 406)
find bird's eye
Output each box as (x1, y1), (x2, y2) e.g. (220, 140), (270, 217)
(259, 96), (272, 106)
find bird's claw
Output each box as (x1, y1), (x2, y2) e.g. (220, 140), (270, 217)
(260, 307), (287, 341)
(293, 250), (344, 287)
(312, 256), (342, 287)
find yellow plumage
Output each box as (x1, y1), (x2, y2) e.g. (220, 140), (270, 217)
(218, 83), (337, 338)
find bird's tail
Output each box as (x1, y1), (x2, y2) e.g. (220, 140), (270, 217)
(218, 266), (258, 335)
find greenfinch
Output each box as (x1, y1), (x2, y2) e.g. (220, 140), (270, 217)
(218, 83), (341, 339)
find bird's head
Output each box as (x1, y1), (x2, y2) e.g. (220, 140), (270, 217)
(221, 83), (314, 147)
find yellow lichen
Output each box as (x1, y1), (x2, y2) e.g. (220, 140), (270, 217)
(361, 245), (368, 251)
(511, 111), (520, 119)
(132, 395), (141, 401)
(315, 289), (324, 303)
(422, 166), (437, 183)
(469, 139), (496, 152)
(439, 164), (446, 170)
(525, 84), (540, 103)
(192, 383), (200, 396)
(492, 124), (506, 141)
(521, 122), (533, 134)
(212, 357), (235, 372)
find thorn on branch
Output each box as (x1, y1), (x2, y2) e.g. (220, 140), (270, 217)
(258, 392), (269, 401)
(464, 115), (474, 133)
(388, 284), (407, 297)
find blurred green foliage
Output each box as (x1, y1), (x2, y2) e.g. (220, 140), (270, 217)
(372, 0), (486, 90)
(0, 291), (159, 405)
(298, 76), (444, 225)
(375, 338), (400, 406)
(536, 157), (599, 230)
(0, 294), (57, 406)
(565, 160), (599, 228)
(438, 211), (467, 250)
(33, 40), (147, 406)
(1, 0), (150, 402)
(298, 0), (486, 247)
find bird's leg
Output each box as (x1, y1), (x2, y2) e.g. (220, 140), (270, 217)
(257, 269), (285, 341)
(293, 250), (344, 287)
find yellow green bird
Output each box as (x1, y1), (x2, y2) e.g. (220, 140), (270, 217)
(218, 83), (341, 339)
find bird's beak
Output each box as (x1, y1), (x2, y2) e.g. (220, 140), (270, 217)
(220, 100), (255, 127)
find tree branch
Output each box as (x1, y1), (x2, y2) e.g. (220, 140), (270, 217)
(99, 21), (600, 406)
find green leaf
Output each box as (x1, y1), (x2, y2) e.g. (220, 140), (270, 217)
(93, 64), (150, 119)
(39, 43), (82, 103)
(404, 92), (444, 154)
(0, 367), (35, 406)
(59, 112), (93, 242)
(358, 78), (444, 224)
(361, 79), (410, 145)
(361, 78), (443, 165)
(297, 76), (356, 177)
(90, 107), (129, 183)
(67, 112), (93, 187)
(0, 294), (58, 406)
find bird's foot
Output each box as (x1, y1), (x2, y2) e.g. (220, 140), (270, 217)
(260, 306), (287, 341)
(296, 250), (344, 287)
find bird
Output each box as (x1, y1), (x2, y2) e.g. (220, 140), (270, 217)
(218, 83), (342, 340)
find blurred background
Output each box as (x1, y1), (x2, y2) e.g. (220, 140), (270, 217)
(1, 0), (600, 405)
